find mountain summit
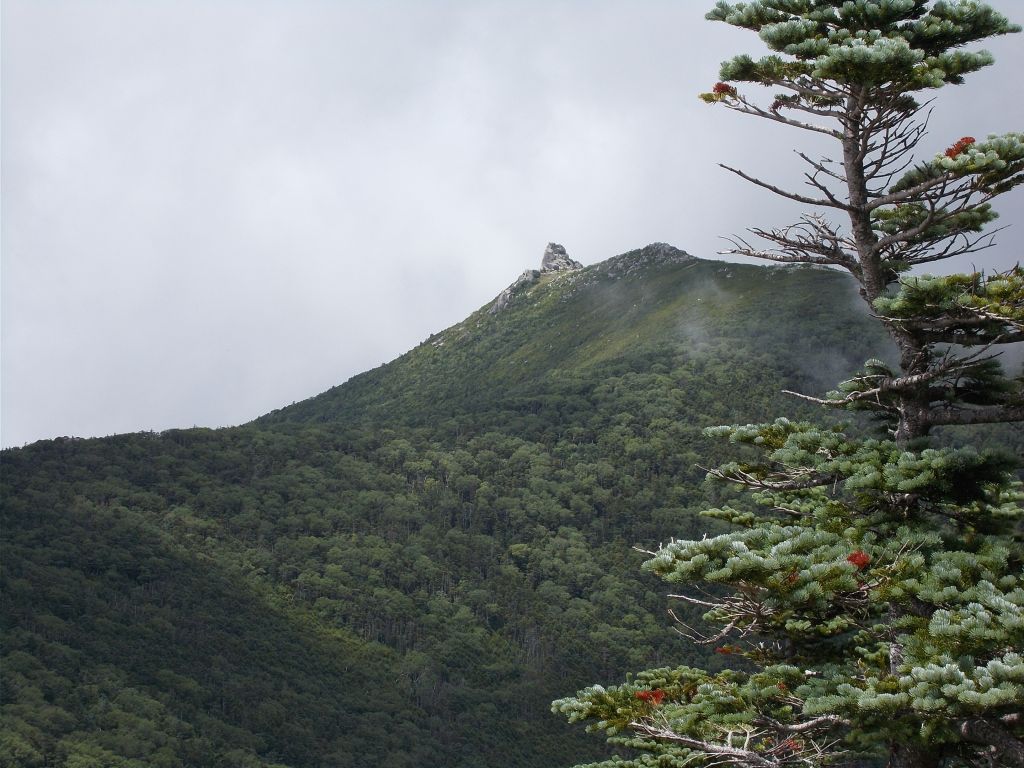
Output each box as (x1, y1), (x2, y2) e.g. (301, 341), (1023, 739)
(490, 242), (583, 314)
(540, 242), (582, 272)
(264, 243), (883, 431)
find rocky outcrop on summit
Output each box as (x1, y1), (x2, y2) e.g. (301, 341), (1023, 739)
(601, 243), (693, 278)
(541, 243), (582, 272)
(489, 243), (582, 314)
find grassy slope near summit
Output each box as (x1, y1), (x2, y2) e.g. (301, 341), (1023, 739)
(2, 245), (899, 768)
(261, 245), (888, 433)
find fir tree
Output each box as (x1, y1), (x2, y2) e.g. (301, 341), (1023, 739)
(554, 3), (1023, 767)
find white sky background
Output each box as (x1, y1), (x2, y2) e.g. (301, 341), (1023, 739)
(3, 1), (1022, 448)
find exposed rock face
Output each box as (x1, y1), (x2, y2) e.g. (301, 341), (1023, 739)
(601, 243), (693, 277)
(541, 243), (583, 272)
(489, 243), (582, 314)
(489, 269), (541, 314)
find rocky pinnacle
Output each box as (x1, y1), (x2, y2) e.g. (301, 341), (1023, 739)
(541, 243), (583, 272)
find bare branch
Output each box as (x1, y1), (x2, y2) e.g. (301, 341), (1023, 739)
(795, 151), (845, 183)
(866, 172), (955, 211)
(753, 715), (850, 734)
(886, 231), (998, 267)
(725, 96), (844, 139)
(719, 215), (860, 274)
(628, 722), (777, 768)
(719, 164), (849, 210)
(706, 463), (840, 491)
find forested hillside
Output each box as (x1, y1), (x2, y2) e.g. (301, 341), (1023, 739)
(3, 245), (895, 767)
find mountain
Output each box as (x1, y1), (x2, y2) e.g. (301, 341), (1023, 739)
(1, 245), (894, 768)
(262, 243), (880, 431)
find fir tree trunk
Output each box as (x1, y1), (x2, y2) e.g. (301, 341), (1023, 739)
(893, 392), (932, 443)
(842, 98), (932, 445)
(841, 89), (880, 298)
(846, 84), (945, 768)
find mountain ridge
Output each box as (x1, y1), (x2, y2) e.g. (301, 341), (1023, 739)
(258, 243), (871, 431)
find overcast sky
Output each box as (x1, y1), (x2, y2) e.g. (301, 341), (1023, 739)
(3, 1), (1022, 448)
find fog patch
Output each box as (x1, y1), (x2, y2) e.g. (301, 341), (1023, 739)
(676, 317), (713, 353)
